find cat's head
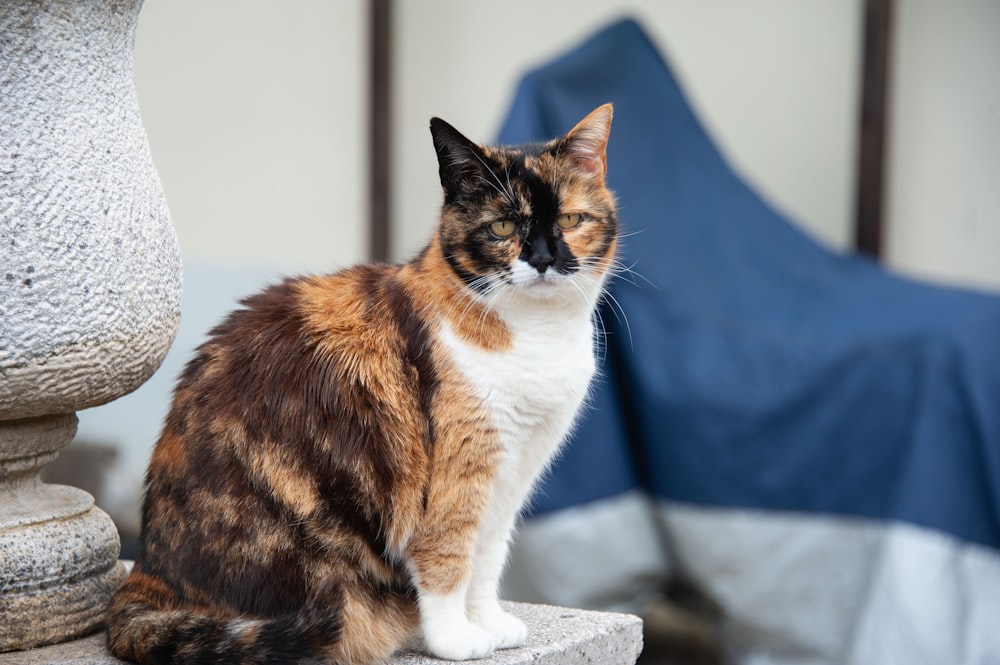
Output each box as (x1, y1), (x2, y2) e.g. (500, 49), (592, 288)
(429, 105), (617, 306)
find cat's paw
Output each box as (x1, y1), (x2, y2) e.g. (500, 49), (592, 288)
(470, 606), (528, 650)
(423, 621), (496, 661)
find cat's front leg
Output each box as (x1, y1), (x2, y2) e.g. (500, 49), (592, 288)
(466, 517), (528, 649)
(408, 515), (498, 661)
(405, 403), (503, 660)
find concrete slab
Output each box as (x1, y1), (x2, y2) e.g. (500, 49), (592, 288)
(0, 602), (643, 665)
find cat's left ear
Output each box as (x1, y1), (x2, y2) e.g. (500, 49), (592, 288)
(430, 117), (490, 200)
(559, 103), (613, 180)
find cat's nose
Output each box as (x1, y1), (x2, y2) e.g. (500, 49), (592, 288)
(526, 242), (554, 273)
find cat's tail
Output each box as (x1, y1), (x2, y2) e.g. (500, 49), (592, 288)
(105, 570), (344, 665)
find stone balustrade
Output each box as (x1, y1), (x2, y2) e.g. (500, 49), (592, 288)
(1, 0), (182, 651)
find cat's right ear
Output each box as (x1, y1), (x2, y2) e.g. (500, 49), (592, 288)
(430, 118), (489, 200)
(559, 103), (613, 180)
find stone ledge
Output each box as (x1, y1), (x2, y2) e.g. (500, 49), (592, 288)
(1, 602), (643, 665)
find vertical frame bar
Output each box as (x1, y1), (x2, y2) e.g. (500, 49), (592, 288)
(854, 0), (893, 259)
(369, 0), (392, 262)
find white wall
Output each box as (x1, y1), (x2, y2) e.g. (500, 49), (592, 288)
(885, 0), (1000, 292)
(133, 0), (366, 273)
(392, 0), (863, 260)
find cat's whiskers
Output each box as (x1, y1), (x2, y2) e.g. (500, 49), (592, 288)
(476, 277), (515, 322)
(469, 151), (517, 207)
(475, 175), (514, 205)
(588, 299), (611, 366)
(572, 265), (634, 352)
(580, 253), (656, 290)
(439, 271), (510, 335)
(503, 163), (516, 206)
(609, 229), (656, 283)
(614, 228), (647, 240)
(561, 269), (599, 308)
(602, 290), (633, 349)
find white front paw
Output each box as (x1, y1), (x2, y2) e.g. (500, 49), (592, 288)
(424, 620), (496, 661)
(470, 606), (528, 650)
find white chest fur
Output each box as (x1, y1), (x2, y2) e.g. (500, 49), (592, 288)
(439, 306), (597, 499)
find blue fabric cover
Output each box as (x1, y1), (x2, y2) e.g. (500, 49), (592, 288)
(498, 18), (1000, 550)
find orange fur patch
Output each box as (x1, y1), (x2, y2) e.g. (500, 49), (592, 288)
(402, 238), (513, 352)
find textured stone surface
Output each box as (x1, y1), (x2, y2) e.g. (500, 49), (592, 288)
(0, 415), (127, 652)
(395, 603), (644, 665)
(1, 601), (644, 665)
(0, 0), (183, 420)
(0, 563), (126, 653)
(0, 0), (181, 651)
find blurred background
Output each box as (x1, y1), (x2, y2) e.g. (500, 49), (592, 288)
(57, 1), (999, 662)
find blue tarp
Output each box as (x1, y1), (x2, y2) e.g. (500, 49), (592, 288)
(498, 18), (1000, 551)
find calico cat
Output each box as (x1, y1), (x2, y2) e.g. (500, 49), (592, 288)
(106, 104), (618, 664)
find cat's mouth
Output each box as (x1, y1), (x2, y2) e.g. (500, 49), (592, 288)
(527, 273), (558, 287)
(512, 270), (570, 294)
(504, 259), (578, 299)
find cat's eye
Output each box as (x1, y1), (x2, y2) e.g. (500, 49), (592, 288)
(489, 220), (518, 238)
(556, 213), (584, 229)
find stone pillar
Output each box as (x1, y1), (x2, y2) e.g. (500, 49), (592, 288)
(0, 0), (182, 651)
